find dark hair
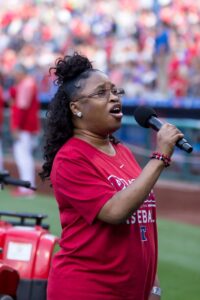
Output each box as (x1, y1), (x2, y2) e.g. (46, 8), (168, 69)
(39, 52), (119, 181)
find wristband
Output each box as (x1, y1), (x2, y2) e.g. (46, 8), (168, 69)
(151, 286), (162, 296)
(150, 151), (171, 167)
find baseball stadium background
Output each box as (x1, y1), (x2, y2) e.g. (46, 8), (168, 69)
(0, 0), (200, 299)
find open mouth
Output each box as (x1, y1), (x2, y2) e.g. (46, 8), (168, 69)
(109, 105), (123, 118)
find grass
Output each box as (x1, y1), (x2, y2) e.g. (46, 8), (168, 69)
(157, 219), (200, 300)
(0, 187), (61, 237)
(0, 189), (200, 299)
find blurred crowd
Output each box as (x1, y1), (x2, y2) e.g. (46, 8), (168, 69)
(1, 0), (200, 104)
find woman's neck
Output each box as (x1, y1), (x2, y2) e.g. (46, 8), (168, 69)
(73, 129), (116, 156)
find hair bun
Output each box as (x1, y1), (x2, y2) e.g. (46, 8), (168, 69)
(52, 52), (93, 85)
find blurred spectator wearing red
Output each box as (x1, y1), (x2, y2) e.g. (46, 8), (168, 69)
(168, 57), (189, 98)
(0, 78), (4, 171)
(9, 64), (40, 197)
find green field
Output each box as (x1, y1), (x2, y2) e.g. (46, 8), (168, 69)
(0, 189), (200, 300)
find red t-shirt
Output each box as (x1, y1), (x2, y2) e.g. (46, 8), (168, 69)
(48, 137), (158, 300)
(10, 76), (40, 133)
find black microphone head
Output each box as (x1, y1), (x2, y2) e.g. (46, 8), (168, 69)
(134, 105), (158, 128)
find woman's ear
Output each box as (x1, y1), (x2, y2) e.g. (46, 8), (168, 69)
(69, 101), (78, 115)
(70, 101), (83, 118)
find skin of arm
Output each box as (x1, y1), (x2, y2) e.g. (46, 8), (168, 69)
(97, 123), (184, 224)
(148, 274), (161, 300)
(98, 157), (165, 224)
(148, 292), (161, 300)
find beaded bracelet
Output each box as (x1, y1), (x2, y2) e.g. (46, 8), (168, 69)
(150, 151), (171, 167)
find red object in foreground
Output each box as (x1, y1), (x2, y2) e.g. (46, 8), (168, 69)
(0, 262), (20, 297)
(0, 211), (59, 300)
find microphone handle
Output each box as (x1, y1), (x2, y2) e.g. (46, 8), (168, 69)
(148, 116), (163, 131)
(148, 116), (193, 153)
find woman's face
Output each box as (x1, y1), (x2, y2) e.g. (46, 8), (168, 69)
(70, 71), (124, 137)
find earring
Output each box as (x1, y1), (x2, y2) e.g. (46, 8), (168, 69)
(75, 111), (83, 118)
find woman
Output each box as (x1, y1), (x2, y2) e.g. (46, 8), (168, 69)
(40, 52), (183, 300)
(0, 81), (4, 171)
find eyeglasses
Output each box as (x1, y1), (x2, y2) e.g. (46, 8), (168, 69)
(73, 86), (125, 102)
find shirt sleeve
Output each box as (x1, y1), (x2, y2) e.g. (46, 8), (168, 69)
(53, 156), (116, 225)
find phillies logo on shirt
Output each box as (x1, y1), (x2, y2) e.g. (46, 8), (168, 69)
(107, 175), (135, 191)
(107, 175), (128, 191)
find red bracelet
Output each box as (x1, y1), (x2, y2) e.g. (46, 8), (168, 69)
(150, 151), (171, 167)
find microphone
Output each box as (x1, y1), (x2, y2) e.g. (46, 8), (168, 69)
(134, 105), (193, 153)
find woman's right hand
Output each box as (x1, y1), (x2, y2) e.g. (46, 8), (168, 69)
(156, 123), (184, 157)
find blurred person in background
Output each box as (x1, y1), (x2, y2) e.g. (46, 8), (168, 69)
(0, 76), (4, 171)
(9, 64), (40, 197)
(40, 52), (184, 300)
(153, 22), (170, 96)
